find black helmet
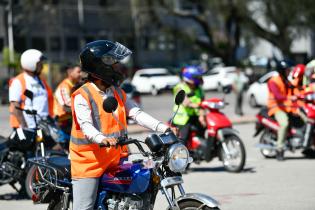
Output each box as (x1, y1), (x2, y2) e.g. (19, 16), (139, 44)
(276, 59), (295, 76)
(80, 40), (132, 86)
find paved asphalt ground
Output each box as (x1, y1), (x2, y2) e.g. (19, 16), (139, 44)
(0, 92), (314, 210)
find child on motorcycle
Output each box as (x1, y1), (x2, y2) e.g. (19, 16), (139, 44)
(172, 66), (206, 145)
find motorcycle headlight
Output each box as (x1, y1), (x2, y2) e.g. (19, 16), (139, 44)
(167, 143), (191, 173)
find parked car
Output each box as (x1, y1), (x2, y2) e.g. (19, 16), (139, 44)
(246, 71), (278, 107)
(131, 68), (180, 95)
(203, 66), (239, 91)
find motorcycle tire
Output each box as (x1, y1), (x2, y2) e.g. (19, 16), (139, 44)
(178, 200), (220, 210)
(25, 165), (41, 199)
(219, 134), (246, 173)
(259, 131), (276, 158)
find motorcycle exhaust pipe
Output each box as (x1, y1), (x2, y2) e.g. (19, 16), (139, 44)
(255, 143), (276, 150)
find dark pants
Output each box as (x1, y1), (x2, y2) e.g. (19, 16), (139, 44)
(235, 92), (243, 115)
(176, 116), (205, 145)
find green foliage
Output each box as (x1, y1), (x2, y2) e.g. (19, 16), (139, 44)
(1, 47), (20, 69)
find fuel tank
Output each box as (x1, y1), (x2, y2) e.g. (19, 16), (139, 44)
(100, 163), (151, 194)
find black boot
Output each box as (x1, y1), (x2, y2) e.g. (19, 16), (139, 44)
(276, 150), (284, 161)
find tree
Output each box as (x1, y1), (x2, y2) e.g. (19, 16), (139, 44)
(242, 0), (314, 59)
(145, 0), (315, 63)
(146, 0), (243, 64)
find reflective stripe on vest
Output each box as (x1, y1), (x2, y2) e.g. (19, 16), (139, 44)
(70, 129), (126, 145)
(69, 82), (128, 178)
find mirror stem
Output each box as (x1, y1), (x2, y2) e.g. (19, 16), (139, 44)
(170, 105), (180, 126)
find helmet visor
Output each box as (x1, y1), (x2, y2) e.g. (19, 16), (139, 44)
(101, 55), (118, 65)
(106, 42), (132, 61)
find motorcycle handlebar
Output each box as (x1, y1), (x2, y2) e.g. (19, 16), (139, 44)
(100, 137), (149, 157)
(15, 106), (38, 115)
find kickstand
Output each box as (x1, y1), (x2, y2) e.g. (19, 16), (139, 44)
(9, 182), (20, 193)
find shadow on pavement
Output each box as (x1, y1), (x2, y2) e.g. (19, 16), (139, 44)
(0, 193), (29, 200)
(188, 166), (256, 173)
(189, 166), (226, 173)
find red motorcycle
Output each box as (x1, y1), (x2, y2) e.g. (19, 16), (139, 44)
(176, 94), (246, 173)
(254, 91), (315, 158)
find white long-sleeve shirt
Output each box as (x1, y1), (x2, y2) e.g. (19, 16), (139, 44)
(73, 83), (168, 143)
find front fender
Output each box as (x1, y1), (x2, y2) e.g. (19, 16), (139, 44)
(217, 128), (239, 141)
(175, 193), (219, 208)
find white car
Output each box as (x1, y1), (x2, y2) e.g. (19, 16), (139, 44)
(203, 66), (239, 91)
(131, 68), (180, 95)
(246, 71), (278, 107)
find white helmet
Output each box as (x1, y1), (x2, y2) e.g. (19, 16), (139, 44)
(20, 49), (45, 72)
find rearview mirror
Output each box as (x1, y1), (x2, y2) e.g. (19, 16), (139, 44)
(24, 89), (34, 100)
(103, 96), (118, 113)
(175, 90), (185, 105)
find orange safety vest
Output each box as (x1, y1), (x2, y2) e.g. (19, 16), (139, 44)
(70, 82), (128, 179)
(267, 75), (291, 116)
(53, 78), (74, 121)
(289, 87), (305, 114)
(9, 73), (54, 128)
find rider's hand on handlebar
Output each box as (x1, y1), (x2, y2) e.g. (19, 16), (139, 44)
(102, 137), (118, 146)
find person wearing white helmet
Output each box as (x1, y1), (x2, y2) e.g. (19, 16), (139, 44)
(8, 49), (54, 135)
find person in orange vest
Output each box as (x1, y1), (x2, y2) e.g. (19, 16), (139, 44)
(54, 63), (81, 146)
(71, 40), (175, 210)
(9, 49), (53, 143)
(267, 60), (295, 161)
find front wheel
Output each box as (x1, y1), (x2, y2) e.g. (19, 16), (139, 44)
(25, 165), (43, 199)
(219, 135), (246, 172)
(178, 200), (220, 210)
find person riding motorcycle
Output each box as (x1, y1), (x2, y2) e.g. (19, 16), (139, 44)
(70, 40), (175, 210)
(54, 63), (81, 147)
(172, 65), (206, 145)
(8, 49), (54, 148)
(267, 60), (294, 161)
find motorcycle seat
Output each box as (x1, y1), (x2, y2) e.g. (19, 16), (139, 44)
(46, 156), (71, 179)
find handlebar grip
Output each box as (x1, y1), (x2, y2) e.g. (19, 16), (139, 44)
(100, 137), (128, 147)
(15, 106), (37, 115)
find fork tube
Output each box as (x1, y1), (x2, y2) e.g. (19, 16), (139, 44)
(161, 187), (176, 209)
(40, 142), (45, 157)
(177, 184), (185, 196)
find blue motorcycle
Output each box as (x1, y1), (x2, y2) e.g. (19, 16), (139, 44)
(28, 90), (220, 210)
